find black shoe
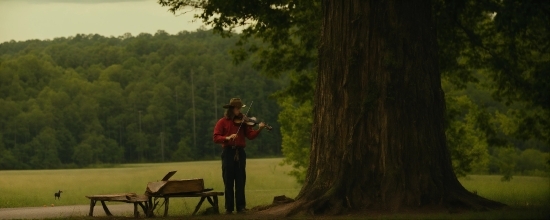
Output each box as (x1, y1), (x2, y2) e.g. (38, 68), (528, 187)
(237, 208), (249, 214)
(225, 211), (233, 215)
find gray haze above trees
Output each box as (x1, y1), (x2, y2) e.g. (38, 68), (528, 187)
(0, 0), (203, 43)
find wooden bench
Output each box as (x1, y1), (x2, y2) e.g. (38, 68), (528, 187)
(85, 193), (149, 217)
(147, 191), (224, 217)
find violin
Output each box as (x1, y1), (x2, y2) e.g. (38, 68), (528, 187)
(233, 114), (273, 131)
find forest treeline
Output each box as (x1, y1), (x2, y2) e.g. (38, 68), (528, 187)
(0, 29), (548, 179)
(0, 29), (285, 169)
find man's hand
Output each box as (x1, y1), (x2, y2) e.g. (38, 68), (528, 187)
(226, 134), (238, 140)
(258, 122), (266, 129)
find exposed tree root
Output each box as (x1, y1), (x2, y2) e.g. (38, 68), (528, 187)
(447, 189), (506, 212)
(257, 188), (506, 218)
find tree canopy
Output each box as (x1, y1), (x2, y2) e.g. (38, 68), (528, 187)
(158, 0), (549, 182)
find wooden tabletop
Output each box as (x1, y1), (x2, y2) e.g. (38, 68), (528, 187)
(155, 191), (224, 198)
(85, 193), (148, 202)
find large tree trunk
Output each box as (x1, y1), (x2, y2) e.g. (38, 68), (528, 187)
(263, 0), (504, 216)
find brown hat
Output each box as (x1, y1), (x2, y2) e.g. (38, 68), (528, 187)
(223, 98), (246, 108)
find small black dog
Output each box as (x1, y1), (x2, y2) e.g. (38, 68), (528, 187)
(54, 190), (63, 200)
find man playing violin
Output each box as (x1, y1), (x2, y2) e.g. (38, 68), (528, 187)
(213, 98), (266, 214)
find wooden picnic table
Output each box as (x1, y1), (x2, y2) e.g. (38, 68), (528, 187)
(146, 189), (224, 217)
(85, 193), (149, 217)
(85, 172), (223, 218)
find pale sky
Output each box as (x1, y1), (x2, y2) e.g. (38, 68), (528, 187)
(0, 0), (206, 43)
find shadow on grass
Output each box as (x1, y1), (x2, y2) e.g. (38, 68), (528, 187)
(42, 206), (549, 220)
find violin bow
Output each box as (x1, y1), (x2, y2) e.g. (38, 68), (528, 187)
(233, 101), (253, 146)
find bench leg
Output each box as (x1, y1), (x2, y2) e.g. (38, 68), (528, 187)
(206, 196), (214, 206)
(100, 201), (113, 216)
(192, 196), (206, 216)
(205, 196), (220, 214)
(138, 202), (148, 216)
(89, 200), (96, 216)
(147, 196), (154, 217)
(164, 197), (170, 217)
(213, 196), (220, 214)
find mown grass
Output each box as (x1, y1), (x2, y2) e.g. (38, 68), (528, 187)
(459, 175), (550, 207)
(0, 158), (301, 216)
(1, 158), (549, 218)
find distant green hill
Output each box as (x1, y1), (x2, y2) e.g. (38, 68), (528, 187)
(0, 29), (285, 169)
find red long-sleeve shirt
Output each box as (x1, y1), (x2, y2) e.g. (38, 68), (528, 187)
(213, 117), (261, 148)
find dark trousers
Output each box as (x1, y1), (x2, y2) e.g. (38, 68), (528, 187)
(221, 147), (246, 212)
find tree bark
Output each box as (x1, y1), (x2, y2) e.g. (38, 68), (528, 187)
(268, 0), (504, 216)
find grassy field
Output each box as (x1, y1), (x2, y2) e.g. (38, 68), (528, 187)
(0, 158), (301, 216)
(459, 175), (550, 207)
(0, 158), (549, 218)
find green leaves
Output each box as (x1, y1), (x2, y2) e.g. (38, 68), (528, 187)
(495, 147), (518, 181)
(277, 96), (312, 184)
(437, 0), (550, 109)
(0, 30), (284, 169)
(29, 128), (61, 169)
(445, 94), (490, 176)
(158, 0), (321, 77)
